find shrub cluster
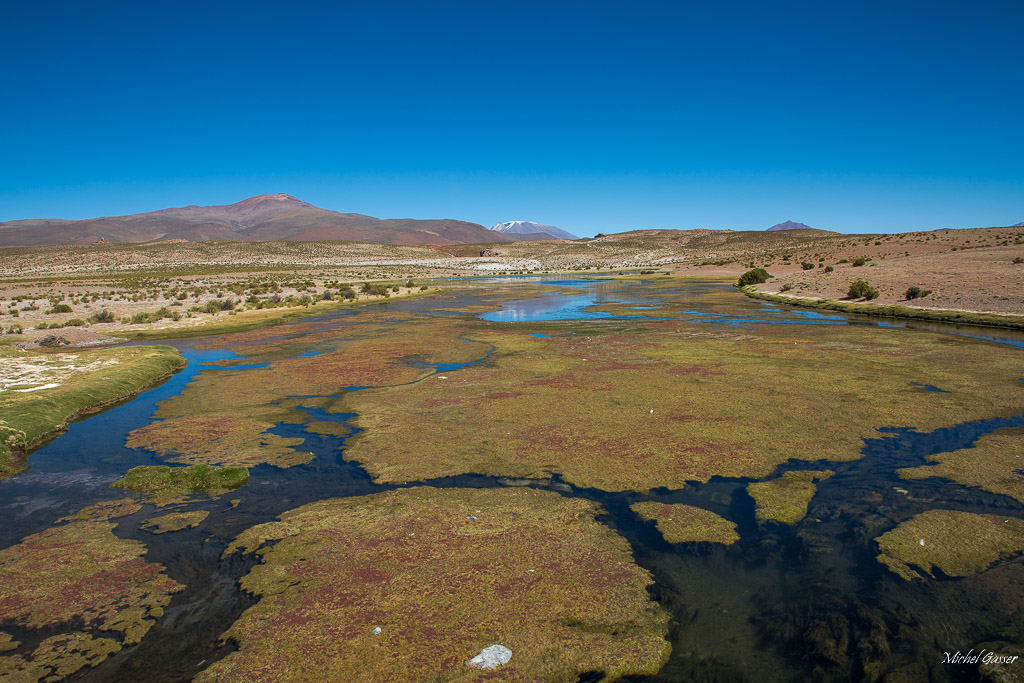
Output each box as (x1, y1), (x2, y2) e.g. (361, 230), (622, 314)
(736, 268), (771, 287)
(905, 286), (933, 300)
(847, 280), (879, 300)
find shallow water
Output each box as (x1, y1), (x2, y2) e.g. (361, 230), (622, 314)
(2, 278), (1023, 682)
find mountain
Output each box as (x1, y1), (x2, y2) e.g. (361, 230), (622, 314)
(766, 220), (815, 232)
(0, 194), (518, 247)
(1013, 221), (1024, 227)
(491, 220), (578, 240)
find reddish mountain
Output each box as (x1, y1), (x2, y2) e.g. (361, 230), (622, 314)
(766, 220), (815, 231)
(0, 194), (552, 246)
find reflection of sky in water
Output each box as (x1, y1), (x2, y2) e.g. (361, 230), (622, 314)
(479, 279), (847, 325)
(480, 293), (620, 322)
(477, 279), (1024, 348)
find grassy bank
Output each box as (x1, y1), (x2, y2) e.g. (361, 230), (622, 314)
(741, 286), (1024, 330)
(0, 344), (185, 478)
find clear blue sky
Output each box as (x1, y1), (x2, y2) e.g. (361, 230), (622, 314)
(2, 1), (1021, 236)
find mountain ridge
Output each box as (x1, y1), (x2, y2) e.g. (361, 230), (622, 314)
(0, 195), (555, 247)
(491, 220), (578, 240)
(767, 220), (814, 231)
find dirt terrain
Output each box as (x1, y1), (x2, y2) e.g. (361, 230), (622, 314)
(1, 225), (1022, 341)
(751, 246), (1024, 314)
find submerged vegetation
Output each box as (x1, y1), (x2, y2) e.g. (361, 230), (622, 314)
(200, 487), (670, 681)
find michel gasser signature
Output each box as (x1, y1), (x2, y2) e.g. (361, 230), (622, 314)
(943, 649), (1019, 666)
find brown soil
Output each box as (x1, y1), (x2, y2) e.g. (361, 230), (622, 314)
(754, 246), (1024, 314)
(17, 328), (125, 349)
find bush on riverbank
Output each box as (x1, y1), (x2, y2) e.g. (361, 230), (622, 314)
(737, 268), (772, 287)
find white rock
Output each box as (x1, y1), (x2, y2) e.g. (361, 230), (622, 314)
(468, 644), (512, 669)
(373, 627), (382, 635)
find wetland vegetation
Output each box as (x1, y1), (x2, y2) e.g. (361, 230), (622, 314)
(1, 274), (1023, 681)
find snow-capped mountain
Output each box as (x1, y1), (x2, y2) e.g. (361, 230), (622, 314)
(490, 221), (578, 240)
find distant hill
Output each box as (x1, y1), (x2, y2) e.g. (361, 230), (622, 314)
(491, 220), (578, 240)
(1013, 221), (1024, 227)
(0, 194), (518, 247)
(766, 220), (815, 231)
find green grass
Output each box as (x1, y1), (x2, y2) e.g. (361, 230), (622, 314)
(0, 345), (185, 479)
(112, 464), (249, 501)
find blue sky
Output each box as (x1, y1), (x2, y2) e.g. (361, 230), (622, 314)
(2, 0), (1021, 236)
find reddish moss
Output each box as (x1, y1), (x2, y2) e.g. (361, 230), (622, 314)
(128, 320), (485, 468)
(342, 322), (1022, 491)
(0, 520), (184, 645)
(198, 487), (670, 682)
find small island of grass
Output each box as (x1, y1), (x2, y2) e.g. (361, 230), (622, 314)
(112, 464), (249, 503)
(875, 509), (1024, 580)
(747, 470), (834, 525)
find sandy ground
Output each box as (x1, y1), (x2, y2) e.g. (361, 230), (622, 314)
(0, 349), (120, 393)
(754, 247), (1024, 314)
(0, 284), (430, 341)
